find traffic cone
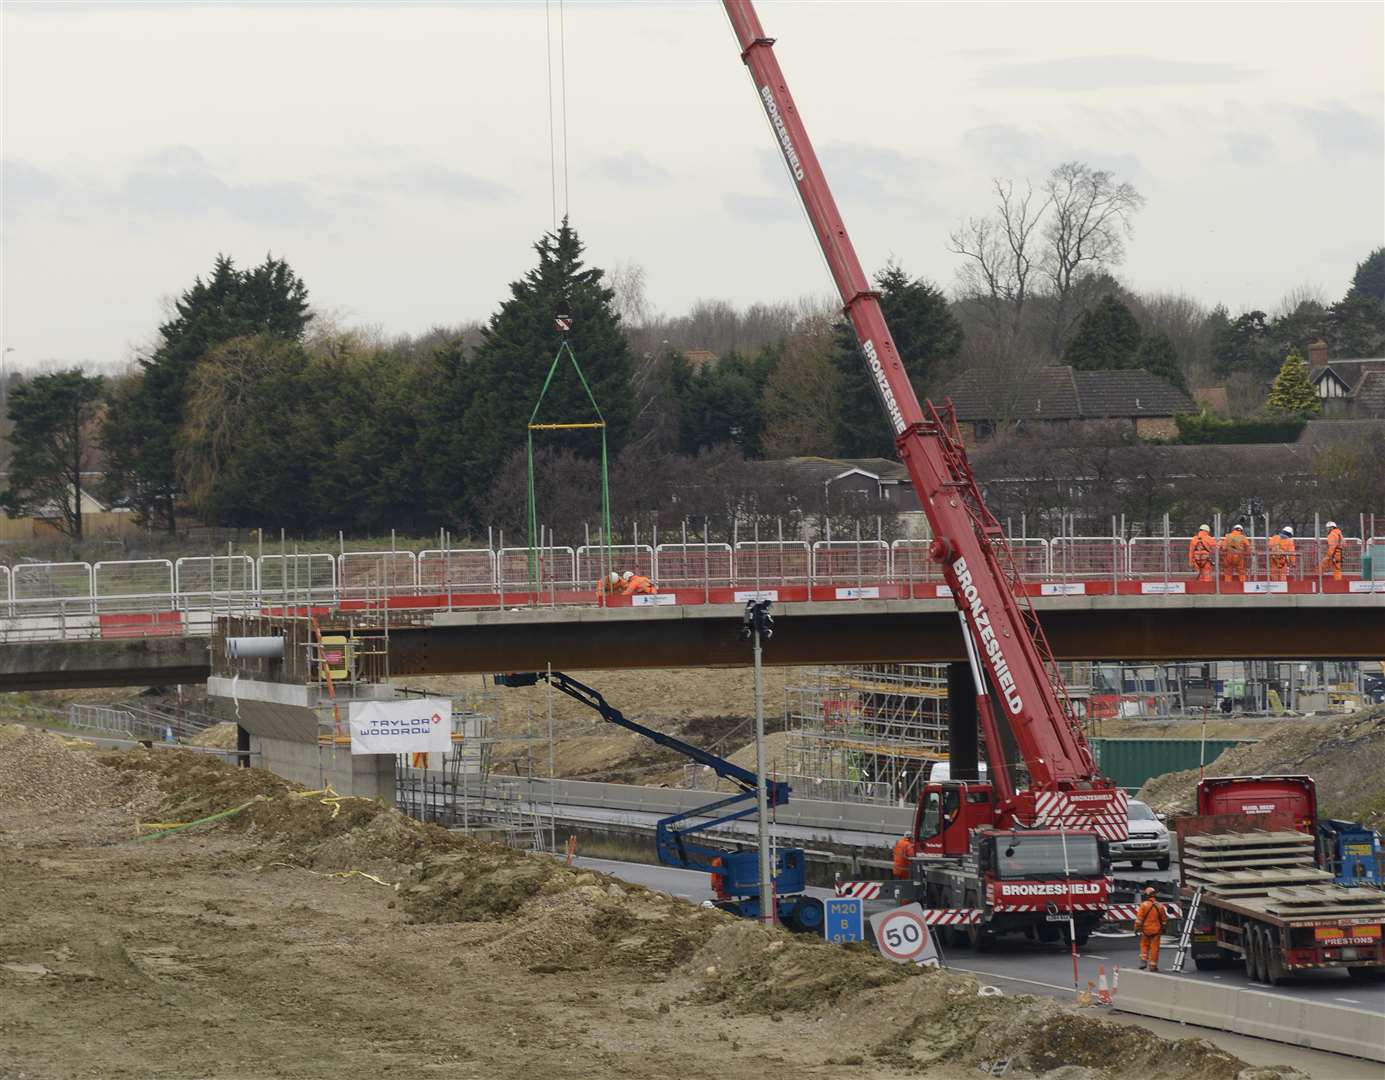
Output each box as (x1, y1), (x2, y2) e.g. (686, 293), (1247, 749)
(1097, 965), (1111, 1005)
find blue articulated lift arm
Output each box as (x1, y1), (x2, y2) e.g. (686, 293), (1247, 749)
(495, 671), (791, 873)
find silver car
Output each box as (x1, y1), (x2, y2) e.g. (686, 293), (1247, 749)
(1111, 799), (1171, 870)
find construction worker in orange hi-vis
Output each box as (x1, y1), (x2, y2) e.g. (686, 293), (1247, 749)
(1134, 886), (1168, 970)
(621, 570), (657, 595)
(892, 834), (917, 880)
(597, 571), (621, 596)
(1268, 526), (1296, 582)
(1321, 521), (1344, 581)
(1220, 524), (1250, 582)
(1188, 524), (1216, 582)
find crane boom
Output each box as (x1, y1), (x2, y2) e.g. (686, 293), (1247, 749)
(722, 1), (1124, 838)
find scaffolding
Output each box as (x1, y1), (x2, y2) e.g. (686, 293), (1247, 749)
(783, 663), (951, 807)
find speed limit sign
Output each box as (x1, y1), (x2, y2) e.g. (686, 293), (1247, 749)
(868, 903), (938, 965)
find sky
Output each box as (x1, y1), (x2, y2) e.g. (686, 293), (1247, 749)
(2, 0), (1382, 372)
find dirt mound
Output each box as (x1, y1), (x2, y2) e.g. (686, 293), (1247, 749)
(0, 724), (159, 836)
(1138, 706), (1385, 826)
(692, 918), (917, 1012)
(187, 721), (237, 749)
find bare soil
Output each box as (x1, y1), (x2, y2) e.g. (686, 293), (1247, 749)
(0, 730), (1307, 1080)
(1137, 706), (1385, 827)
(404, 667), (803, 785)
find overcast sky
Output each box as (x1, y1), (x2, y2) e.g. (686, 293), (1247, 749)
(3, 1), (1382, 371)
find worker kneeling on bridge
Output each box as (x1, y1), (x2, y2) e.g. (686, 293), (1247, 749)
(597, 571), (622, 596)
(621, 570), (656, 595)
(1135, 886), (1168, 971)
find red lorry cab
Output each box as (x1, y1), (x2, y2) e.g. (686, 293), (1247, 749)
(1196, 776), (1317, 834)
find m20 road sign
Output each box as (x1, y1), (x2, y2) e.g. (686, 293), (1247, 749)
(824, 897), (864, 944)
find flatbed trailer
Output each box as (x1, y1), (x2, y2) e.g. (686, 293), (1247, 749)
(1181, 828), (1385, 983)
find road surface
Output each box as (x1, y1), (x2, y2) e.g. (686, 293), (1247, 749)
(577, 855), (1385, 1018)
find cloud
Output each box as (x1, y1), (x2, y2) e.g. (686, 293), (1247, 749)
(1287, 103), (1384, 155)
(581, 151), (671, 186)
(1221, 130), (1275, 165)
(118, 148), (324, 225)
(722, 192), (799, 224)
(373, 166), (511, 203)
(5, 145), (326, 226)
(961, 123), (1049, 168)
(979, 54), (1255, 91)
(1, 158), (64, 202)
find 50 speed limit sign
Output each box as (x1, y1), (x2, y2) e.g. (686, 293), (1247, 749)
(868, 903), (939, 965)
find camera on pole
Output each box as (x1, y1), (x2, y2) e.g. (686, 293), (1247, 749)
(741, 599), (773, 641)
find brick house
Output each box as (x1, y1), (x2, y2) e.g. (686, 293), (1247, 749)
(1307, 340), (1385, 418)
(944, 366), (1195, 442)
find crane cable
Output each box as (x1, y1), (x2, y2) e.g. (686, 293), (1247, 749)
(543, 0), (571, 229)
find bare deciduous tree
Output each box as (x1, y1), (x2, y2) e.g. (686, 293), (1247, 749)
(1042, 161), (1145, 349)
(947, 179), (1046, 327)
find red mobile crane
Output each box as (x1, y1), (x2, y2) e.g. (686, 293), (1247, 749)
(723, 1), (1128, 945)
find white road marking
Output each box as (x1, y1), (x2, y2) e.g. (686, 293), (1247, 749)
(1085, 954), (1109, 960)
(1335, 997), (1362, 1004)
(946, 965), (1076, 994)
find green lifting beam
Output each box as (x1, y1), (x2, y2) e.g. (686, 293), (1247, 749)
(526, 340), (612, 590)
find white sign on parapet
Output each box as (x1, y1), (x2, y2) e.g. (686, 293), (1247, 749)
(349, 698), (452, 756)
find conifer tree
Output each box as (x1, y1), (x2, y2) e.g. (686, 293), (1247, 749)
(459, 221), (634, 520)
(1265, 348), (1320, 415)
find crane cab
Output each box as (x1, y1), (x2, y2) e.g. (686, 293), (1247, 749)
(914, 780), (996, 858)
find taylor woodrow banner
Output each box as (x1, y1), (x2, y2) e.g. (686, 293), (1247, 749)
(348, 698), (453, 756)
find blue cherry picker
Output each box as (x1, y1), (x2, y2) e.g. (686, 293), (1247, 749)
(495, 669), (826, 934)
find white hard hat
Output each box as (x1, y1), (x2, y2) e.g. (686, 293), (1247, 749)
(608, 572), (620, 585)
(1231, 524), (1243, 532)
(1325, 521), (1337, 529)
(622, 570), (633, 581)
(1280, 526), (1293, 536)
(1199, 524), (1210, 532)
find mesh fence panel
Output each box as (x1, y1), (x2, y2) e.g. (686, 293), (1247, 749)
(811, 541), (890, 581)
(497, 547), (576, 590)
(257, 554), (337, 600)
(93, 560), (175, 612)
(652, 543), (733, 588)
(733, 541), (811, 584)
(339, 551), (418, 599)
(417, 550), (496, 592)
(576, 544), (654, 586)
(175, 556), (258, 605)
(13, 562), (93, 614)
(1049, 537), (1128, 578)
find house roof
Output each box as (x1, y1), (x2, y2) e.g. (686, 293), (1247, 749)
(1354, 371), (1385, 416)
(947, 367), (1081, 421)
(1072, 370), (1195, 418)
(945, 366), (1193, 422)
(778, 456), (909, 485)
(1311, 358), (1385, 393)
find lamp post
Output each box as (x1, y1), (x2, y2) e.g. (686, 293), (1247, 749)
(742, 598), (775, 925)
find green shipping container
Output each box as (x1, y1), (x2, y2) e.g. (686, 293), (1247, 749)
(1089, 737), (1257, 794)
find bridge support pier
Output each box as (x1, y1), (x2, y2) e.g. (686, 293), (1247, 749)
(947, 661), (980, 782)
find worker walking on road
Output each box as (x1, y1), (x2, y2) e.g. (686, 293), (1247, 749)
(1268, 526), (1296, 582)
(1220, 524), (1250, 583)
(1188, 524), (1216, 582)
(621, 570), (657, 595)
(1135, 886), (1168, 971)
(1321, 521), (1344, 581)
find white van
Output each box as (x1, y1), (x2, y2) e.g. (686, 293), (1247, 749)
(928, 761), (989, 783)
